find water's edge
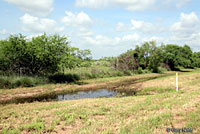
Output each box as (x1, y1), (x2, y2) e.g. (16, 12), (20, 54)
(0, 89), (136, 104)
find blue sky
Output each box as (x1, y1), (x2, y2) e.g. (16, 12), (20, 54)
(0, 0), (200, 59)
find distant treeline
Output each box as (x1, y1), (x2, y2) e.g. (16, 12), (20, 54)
(1, 34), (200, 76)
(113, 41), (200, 73)
(0, 33), (92, 76)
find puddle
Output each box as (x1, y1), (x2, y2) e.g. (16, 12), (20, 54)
(0, 89), (136, 104)
(57, 89), (118, 101)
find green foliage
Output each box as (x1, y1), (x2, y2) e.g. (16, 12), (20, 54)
(163, 44), (194, 70)
(1, 128), (20, 134)
(48, 73), (81, 83)
(115, 41), (198, 73)
(64, 64), (127, 80)
(137, 67), (143, 74)
(116, 41), (164, 73)
(0, 33), (91, 76)
(20, 122), (45, 132)
(116, 49), (137, 71)
(0, 77), (12, 89)
(157, 66), (168, 73)
(192, 52), (200, 68)
(0, 76), (45, 89)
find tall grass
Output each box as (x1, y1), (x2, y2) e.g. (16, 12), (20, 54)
(0, 76), (46, 89)
(0, 64), (148, 89)
(64, 66), (127, 80)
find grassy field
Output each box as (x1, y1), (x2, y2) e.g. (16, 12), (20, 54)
(0, 69), (200, 134)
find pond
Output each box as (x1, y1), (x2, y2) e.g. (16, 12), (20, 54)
(1, 89), (136, 104)
(57, 89), (118, 101)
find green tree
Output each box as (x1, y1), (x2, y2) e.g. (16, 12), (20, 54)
(163, 44), (193, 70)
(0, 33), (89, 75)
(192, 52), (200, 68)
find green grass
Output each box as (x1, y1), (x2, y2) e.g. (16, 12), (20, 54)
(185, 105), (200, 133)
(64, 65), (134, 80)
(0, 69), (200, 133)
(0, 65), (137, 89)
(0, 75), (46, 89)
(1, 128), (20, 134)
(137, 87), (175, 95)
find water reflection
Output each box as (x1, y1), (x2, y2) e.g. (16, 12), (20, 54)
(57, 89), (118, 101)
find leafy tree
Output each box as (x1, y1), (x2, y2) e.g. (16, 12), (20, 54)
(192, 52), (200, 68)
(134, 41), (164, 72)
(0, 33), (91, 76)
(163, 44), (194, 70)
(147, 41), (164, 72)
(117, 49), (137, 71)
(163, 44), (181, 70)
(179, 45), (193, 68)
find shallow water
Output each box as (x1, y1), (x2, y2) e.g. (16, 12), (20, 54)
(1, 89), (135, 104)
(57, 89), (118, 101)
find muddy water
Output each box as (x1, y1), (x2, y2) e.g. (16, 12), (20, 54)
(57, 89), (118, 101)
(0, 89), (135, 104)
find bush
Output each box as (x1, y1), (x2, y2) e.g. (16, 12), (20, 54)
(143, 69), (150, 74)
(48, 73), (81, 83)
(157, 67), (168, 73)
(0, 76), (45, 89)
(137, 67), (143, 74)
(133, 67), (143, 74)
(0, 77), (11, 89)
(116, 71), (124, 76)
(123, 70), (133, 76)
(15, 77), (35, 87)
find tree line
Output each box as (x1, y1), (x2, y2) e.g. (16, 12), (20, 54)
(0, 33), (92, 76)
(1, 34), (200, 77)
(114, 41), (200, 73)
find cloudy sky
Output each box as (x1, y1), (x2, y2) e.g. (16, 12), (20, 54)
(0, 0), (200, 59)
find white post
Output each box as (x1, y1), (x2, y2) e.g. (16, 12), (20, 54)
(176, 72), (178, 92)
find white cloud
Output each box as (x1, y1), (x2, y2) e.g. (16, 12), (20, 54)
(142, 36), (165, 43)
(68, 27), (94, 37)
(79, 33), (141, 47)
(82, 35), (117, 46)
(170, 12), (199, 37)
(0, 29), (8, 35)
(131, 19), (164, 34)
(75, 0), (156, 11)
(121, 34), (140, 42)
(20, 13), (64, 33)
(76, 0), (193, 11)
(115, 22), (127, 32)
(61, 11), (93, 27)
(176, 0), (192, 8)
(167, 12), (200, 49)
(70, 33), (143, 58)
(4, 0), (53, 17)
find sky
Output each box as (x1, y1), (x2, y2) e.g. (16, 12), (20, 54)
(0, 0), (200, 59)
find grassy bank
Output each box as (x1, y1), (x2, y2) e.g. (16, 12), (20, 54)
(0, 72), (176, 104)
(0, 65), (140, 89)
(0, 69), (200, 133)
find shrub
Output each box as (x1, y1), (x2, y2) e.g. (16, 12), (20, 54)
(0, 76), (45, 89)
(137, 67), (143, 74)
(123, 70), (133, 76)
(116, 71), (124, 76)
(48, 73), (81, 83)
(133, 67), (143, 74)
(157, 67), (168, 73)
(16, 77), (35, 87)
(0, 77), (11, 89)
